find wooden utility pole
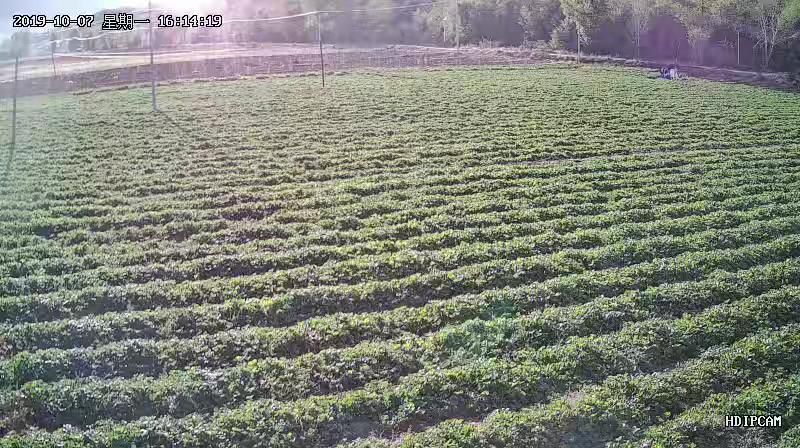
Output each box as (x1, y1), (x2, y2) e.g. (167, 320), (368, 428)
(149, 0), (157, 111)
(454, 0), (460, 52)
(318, 12), (325, 87)
(50, 38), (57, 77)
(736, 29), (740, 66)
(8, 56), (19, 170)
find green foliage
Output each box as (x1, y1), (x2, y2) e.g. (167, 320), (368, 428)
(3, 67), (800, 446)
(559, 0), (610, 42)
(13, 0), (797, 68)
(519, 0), (563, 41)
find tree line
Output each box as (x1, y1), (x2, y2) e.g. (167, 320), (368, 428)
(229, 0), (800, 70)
(3, 0), (799, 71)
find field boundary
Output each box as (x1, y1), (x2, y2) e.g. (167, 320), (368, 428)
(2, 46), (797, 99)
(0, 46), (545, 98)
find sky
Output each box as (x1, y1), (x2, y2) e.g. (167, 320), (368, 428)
(1, 0), (220, 39)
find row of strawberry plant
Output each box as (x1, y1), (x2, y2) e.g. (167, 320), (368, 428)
(4, 207), (800, 356)
(4, 138), (778, 212)
(1, 151), (769, 261)
(3, 235), (797, 384)
(361, 325), (800, 448)
(4, 211), (799, 328)
(8, 146), (790, 224)
(0, 149), (707, 219)
(2, 145), (707, 232)
(3, 146), (788, 254)
(4, 286), (799, 446)
(4, 150), (792, 267)
(7, 158), (800, 284)
(627, 373), (800, 448)
(6, 168), (793, 281)
(7, 192), (798, 299)
(14, 164), (800, 278)
(4, 257), (799, 430)
(0, 174), (736, 290)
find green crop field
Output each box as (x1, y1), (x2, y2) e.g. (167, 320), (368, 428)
(2, 65), (800, 447)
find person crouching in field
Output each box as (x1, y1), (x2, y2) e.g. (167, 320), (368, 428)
(660, 64), (679, 80)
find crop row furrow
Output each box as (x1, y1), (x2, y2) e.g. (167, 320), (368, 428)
(373, 324), (800, 448)
(625, 373), (800, 448)
(5, 171), (797, 279)
(3, 142), (790, 208)
(5, 194), (799, 299)
(2, 233), (796, 382)
(4, 206), (800, 355)
(3, 257), (798, 430)
(5, 286), (800, 447)
(3, 149), (794, 252)
(3, 211), (799, 327)
(2, 148), (795, 224)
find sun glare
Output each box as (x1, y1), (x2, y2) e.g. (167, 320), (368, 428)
(123, 0), (223, 14)
(161, 0), (222, 13)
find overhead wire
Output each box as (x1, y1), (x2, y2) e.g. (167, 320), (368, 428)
(38, 1), (442, 43)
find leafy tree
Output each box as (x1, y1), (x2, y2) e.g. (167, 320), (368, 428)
(424, 2), (457, 44)
(673, 0), (717, 62)
(611, 0), (669, 58)
(749, 0), (800, 67)
(560, 0), (610, 59)
(519, 0), (563, 43)
(1, 0), (798, 71)
(718, 0), (753, 64)
(458, 0), (525, 45)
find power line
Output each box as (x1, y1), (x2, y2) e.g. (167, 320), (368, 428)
(224, 2), (439, 23)
(129, 8), (166, 15)
(38, 1), (440, 38)
(30, 2), (441, 49)
(223, 11), (318, 24)
(47, 28), (149, 44)
(334, 2), (439, 13)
